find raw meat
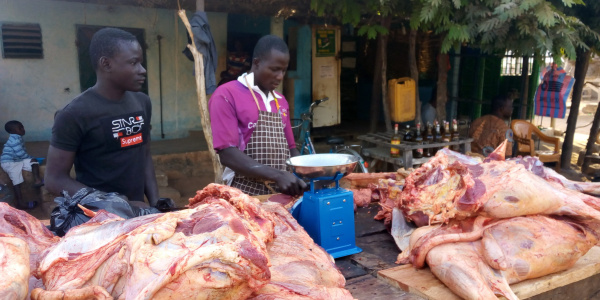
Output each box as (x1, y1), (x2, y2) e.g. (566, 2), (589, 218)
(400, 141), (600, 226)
(33, 184), (351, 300)
(425, 216), (597, 300)
(0, 203), (60, 277)
(372, 178), (403, 227)
(351, 188), (372, 208)
(192, 184), (352, 299)
(34, 199), (273, 299)
(0, 235), (30, 300)
(249, 202), (353, 299)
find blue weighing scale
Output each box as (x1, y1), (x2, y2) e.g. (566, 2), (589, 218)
(290, 171), (362, 259)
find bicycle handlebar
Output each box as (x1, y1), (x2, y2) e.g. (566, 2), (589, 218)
(309, 97), (329, 113)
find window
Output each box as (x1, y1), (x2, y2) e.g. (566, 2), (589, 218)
(1, 23), (43, 59)
(500, 51), (553, 76)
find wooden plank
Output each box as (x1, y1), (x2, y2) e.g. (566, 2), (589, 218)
(377, 246), (600, 300)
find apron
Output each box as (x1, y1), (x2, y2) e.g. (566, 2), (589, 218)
(230, 79), (290, 195)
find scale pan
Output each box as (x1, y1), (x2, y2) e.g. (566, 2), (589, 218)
(286, 153), (359, 180)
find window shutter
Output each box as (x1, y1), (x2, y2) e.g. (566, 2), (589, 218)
(1, 23), (43, 59)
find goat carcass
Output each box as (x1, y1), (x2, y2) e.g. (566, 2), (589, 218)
(422, 216), (597, 300)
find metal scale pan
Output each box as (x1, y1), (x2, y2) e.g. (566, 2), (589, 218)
(286, 154), (362, 258)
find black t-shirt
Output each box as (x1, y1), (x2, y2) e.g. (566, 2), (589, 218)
(51, 89), (152, 201)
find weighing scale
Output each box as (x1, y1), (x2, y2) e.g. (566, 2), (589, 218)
(287, 154), (362, 259)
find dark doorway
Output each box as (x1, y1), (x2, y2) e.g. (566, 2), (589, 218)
(76, 25), (148, 94)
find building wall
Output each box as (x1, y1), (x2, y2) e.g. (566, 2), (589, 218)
(0, 0), (228, 142)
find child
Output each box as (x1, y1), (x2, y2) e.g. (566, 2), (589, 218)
(1, 120), (43, 209)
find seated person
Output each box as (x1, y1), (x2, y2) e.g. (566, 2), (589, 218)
(1, 120), (43, 210)
(218, 40), (251, 86)
(468, 94), (514, 158)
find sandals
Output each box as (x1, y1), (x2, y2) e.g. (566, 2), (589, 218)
(17, 201), (38, 210)
(33, 181), (45, 188)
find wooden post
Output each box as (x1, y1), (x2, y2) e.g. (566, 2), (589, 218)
(178, 10), (223, 183)
(436, 52), (448, 122)
(473, 56), (485, 119)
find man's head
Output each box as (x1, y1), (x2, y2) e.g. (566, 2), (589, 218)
(251, 35), (290, 93)
(491, 94), (514, 120)
(5, 120), (24, 136)
(89, 28), (146, 92)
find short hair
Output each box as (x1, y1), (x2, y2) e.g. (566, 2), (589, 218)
(491, 94), (512, 113)
(89, 28), (138, 70)
(5, 120), (22, 134)
(252, 35), (289, 60)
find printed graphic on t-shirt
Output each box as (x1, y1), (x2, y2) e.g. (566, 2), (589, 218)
(101, 112), (148, 151)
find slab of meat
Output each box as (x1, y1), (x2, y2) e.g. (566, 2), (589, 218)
(424, 216), (597, 300)
(34, 198), (273, 299)
(350, 188), (372, 209)
(0, 235), (30, 300)
(400, 141), (600, 226)
(192, 184), (353, 299)
(249, 202), (353, 299)
(0, 203), (60, 277)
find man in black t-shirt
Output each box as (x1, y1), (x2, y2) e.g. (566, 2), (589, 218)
(46, 28), (160, 208)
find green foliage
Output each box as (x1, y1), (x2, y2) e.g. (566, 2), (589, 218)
(310, 0), (410, 39)
(410, 0), (600, 60)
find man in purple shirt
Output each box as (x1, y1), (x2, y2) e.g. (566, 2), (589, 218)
(209, 35), (306, 196)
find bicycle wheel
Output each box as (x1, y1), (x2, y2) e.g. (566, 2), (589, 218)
(335, 148), (368, 173)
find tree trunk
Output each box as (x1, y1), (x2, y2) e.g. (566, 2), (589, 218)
(369, 34), (383, 132)
(409, 29), (421, 125)
(436, 52), (448, 122)
(564, 49), (592, 170)
(380, 17), (392, 132)
(582, 98), (600, 174)
(519, 56), (529, 119)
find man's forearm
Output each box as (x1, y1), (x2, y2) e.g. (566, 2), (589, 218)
(144, 151), (159, 207)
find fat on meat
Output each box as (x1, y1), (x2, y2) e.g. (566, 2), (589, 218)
(423, 216), (597, 300)
(34, 198), (273, 299)
(0, 235), (30, 300)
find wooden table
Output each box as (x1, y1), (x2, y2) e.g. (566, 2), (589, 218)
(357, 132), (473, 170)
(378, 246), (600, 300)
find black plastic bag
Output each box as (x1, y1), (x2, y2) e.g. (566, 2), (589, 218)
(50, 187), (160, 237)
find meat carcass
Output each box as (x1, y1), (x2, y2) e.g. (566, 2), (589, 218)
(34, 198), (273, 299)
(400, 141), (600, 226)
(0, 203), (60, 277)
(192, 184), (353, 299)
(249, 202), (353, 299)
(0, 235), (30, 300)
(424, 216), (597, 300)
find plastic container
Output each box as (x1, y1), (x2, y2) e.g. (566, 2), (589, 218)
(388, 77), (416, 122)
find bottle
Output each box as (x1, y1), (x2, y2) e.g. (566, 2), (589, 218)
(451, 119), (460, 151)
(413, 123), (424, 158)
(443, 121), (451, 148)
(403, 124), (413, 142)
(434, 121), (442, 154)
(424, 122), (434, 157)
(390, 123), (401, 158)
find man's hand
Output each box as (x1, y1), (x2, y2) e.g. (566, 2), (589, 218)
(275, 171), (307, 196)
(154, 198), (176, 211)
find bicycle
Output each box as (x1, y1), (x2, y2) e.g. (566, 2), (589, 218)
(291, 97), (368, 173)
